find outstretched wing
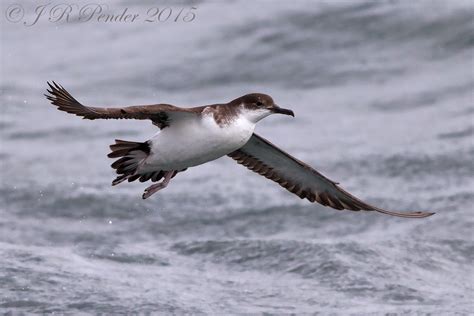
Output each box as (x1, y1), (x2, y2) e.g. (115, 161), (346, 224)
(228, 133), (434, 218)
(45, 81), (203, 129)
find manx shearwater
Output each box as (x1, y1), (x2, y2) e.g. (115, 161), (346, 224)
(45, 81), (434, 218)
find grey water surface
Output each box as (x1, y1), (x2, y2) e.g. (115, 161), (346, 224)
(1, 0), (473, 314)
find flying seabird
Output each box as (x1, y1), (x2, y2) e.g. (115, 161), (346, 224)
(45, 81), (434, 218)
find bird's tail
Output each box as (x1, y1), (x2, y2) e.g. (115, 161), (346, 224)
(108, 139), (153, 185)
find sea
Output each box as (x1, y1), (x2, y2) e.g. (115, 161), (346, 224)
(1, 0), (473, 314)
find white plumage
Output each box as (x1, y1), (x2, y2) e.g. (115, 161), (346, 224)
(143, 109), (256, 172)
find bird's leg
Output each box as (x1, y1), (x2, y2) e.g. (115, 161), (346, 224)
(142, 171), (174, 199)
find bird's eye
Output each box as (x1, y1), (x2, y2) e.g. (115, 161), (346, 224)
(256, 101), (264, 106)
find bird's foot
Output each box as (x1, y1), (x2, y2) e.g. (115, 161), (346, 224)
(141, 170), (174, 199)
(142, 183), (165, 199)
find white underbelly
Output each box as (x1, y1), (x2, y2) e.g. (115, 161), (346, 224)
(141, 114), (254, 171)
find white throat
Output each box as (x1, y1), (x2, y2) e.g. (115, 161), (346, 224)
(239, 104), (272, 124)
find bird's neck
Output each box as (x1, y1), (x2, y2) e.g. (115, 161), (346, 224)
(238, 105), (272, 124)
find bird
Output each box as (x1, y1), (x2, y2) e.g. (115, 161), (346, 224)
(45, 81), (434, 218)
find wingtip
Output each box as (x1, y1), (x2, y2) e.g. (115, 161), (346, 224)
(376, 209), (436, 219)
(46, 81), (55, 91)
(419, 211), (436, 218)
(46, 80), (63, 92)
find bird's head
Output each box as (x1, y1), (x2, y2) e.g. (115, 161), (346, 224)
(233, 93), (294, 123)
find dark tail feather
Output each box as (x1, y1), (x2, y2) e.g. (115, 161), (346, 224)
(109, 139), (150, 186)
(112, 174), (129, 186)
(109, 139), (187, 186)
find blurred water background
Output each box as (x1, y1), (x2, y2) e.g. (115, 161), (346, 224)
(1, 0), (473, 314)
